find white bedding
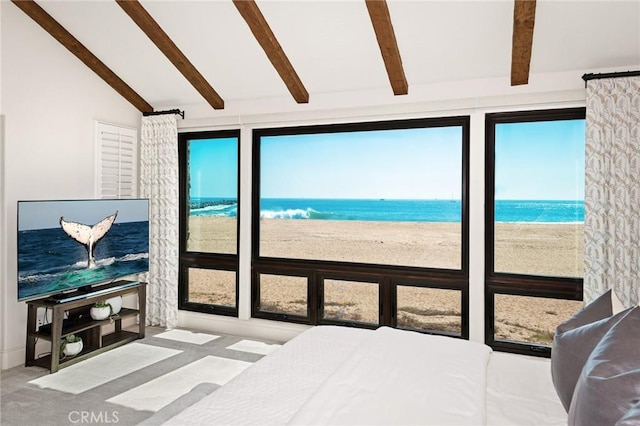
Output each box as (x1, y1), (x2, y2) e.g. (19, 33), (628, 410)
(486, 352), (567, 426)
(289, 327), (491, 425)
(165, 326), (370, 425)
(164, 326), (567, 426)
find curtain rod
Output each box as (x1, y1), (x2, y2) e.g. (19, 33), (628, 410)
(581, 70), (640, 86)
(142, 109), (185, 119)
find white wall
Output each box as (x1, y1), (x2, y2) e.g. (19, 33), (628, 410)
(1, 114), (5, 367)
(0, 0), (5, 369)
(0, 3), (140, 369)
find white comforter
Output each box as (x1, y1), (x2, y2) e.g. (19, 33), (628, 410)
(288, 327), (492, 425)
(165, 326), (371, 425)
(165, 326), (494, 426)
(164, 326), (567, 425)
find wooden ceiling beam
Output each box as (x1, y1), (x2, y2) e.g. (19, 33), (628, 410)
(116, 0), (224, 109)
(233, 0), (309, 104)
(365, 0), (408, 96)
(11, 0), (153, 113)
(511, 0), (537, 86)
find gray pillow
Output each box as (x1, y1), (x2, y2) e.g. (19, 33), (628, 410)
(551, 289), (620, 411)
(556, 289), (613, 334)
(568, 306), (640, 426)
(616, 400), (640, 426)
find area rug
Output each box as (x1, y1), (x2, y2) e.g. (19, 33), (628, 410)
(0, 327), (281, 426)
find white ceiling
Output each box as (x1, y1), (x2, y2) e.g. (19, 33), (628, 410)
(27, 0), (640, 112)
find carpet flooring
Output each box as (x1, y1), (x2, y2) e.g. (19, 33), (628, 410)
(0, 327), (281, 426)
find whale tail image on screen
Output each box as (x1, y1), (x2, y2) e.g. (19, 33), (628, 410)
(60, 211), (118, 268)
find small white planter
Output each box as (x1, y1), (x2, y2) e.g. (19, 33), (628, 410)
(63, 340), (83, 357)
(105, 296), (122, 314)
(90, 306), (111, 320)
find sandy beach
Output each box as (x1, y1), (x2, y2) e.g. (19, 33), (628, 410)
(188, 217), (584, 345)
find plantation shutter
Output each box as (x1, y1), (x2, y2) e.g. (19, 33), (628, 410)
(95, 122), (138, 198)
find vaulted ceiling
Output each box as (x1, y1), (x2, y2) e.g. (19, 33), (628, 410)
(10, 0), (640, 114)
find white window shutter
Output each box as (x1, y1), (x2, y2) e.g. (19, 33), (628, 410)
(95, 122), (138, 199)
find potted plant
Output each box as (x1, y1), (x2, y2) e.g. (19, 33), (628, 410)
(61, 334), (83, 357)
(105, 296), (122, 314)
(90, 300), (112, 320)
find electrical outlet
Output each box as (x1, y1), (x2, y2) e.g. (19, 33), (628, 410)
(36, 309), (50, 329)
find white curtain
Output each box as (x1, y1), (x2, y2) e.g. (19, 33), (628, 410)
(140, 115), (179, 328)
(584, 76), (640, 307)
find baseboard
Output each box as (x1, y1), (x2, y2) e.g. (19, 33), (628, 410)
(1, 344), (25, 370)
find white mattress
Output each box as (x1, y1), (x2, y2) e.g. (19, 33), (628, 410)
(486, 352), (567, 426)
(164, 326), (567, 426)
(289, 327), (491, 425)
(165, 326), (371, 425)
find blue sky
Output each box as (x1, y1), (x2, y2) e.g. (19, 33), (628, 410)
(19, 199), (149, 230)
(261, 127), (463, 199)
(495, 119), (585, 200)
(187, 120), (585, 201)
(189, 137), (238, 198)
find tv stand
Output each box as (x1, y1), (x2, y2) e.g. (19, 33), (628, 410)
(25, 281), (146, 373)
(46, 280), (140, 304)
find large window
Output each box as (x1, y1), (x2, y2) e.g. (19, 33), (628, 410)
(178, 130), (240, 316)
(252, 117), (469, 336)
(485, 108), (585, 356)
(257, 124), (464, 269)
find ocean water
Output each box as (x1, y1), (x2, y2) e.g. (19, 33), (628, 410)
(18, 221), (149, 300)
(190, 198), (584, 223)
(190, 198), (238, 218)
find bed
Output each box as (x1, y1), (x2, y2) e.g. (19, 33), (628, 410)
(162, 326), (567, 426)
(158, 289), (640, 425)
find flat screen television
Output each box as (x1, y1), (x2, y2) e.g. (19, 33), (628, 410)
(17, 198), (150, 302)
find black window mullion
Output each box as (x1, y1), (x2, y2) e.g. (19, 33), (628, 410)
(178, 130), (241, 317)
(484, 108), (586, 357)
(252, 116), (470, 338)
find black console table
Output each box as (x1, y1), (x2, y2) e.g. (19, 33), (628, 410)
(25, 281), (146, 373)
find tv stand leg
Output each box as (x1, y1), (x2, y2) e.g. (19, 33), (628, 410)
(138, 284), (146, 338)
(25, 305), (37, 366)
(50, 305), (64, 373)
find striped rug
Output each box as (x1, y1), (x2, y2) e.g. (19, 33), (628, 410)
(1, 327), (281, 426)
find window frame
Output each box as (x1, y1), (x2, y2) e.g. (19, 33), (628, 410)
(178, 129), (241, 317)
(319, 272), (384, 328)
(484, 108), (585, 357)
(394, 278), (467, 338)
(252, 117), (471, 338)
